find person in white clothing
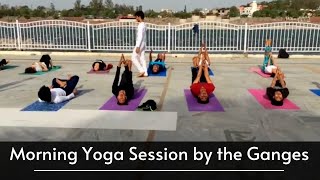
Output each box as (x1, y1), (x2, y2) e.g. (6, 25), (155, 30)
(132, 11), (148, 77)
(38, 75), (79, 104)
(25, 54), (54, 74)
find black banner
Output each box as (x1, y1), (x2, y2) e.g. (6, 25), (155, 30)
(0, 142), (319, 179)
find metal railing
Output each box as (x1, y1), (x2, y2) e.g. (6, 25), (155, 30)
(0, 20), (320, 53)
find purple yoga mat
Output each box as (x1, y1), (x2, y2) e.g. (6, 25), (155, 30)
(99, 89), (147, 111)
(184, 89), (224, 112)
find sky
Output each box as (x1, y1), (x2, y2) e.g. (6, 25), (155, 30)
(0, 0), (269, 11)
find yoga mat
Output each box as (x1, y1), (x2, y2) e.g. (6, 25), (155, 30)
(184, 89), (224, 112)
(190, 67), (214, 76)
(248, 89), (300, 110)
(21, 100), (69, 112)
(310, 89), (320, 96)
(20, 66), (61, 75)
(147, 68), (167, 77)
(250, 67), (270, 78)
(21, 89), (92, 112)
(87, 69), (110, 74)
(99, 89), (147, 111)
(0, 65), (19, 70)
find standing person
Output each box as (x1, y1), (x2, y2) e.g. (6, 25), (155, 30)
(132, 11), (148, 77)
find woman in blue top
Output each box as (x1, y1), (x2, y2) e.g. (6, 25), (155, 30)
(262, 40), (278, 75)
(148, 50), (166, 74)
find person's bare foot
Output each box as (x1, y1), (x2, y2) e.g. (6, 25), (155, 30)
(137, 72), (145, 77)
(73, 89), (78, 95)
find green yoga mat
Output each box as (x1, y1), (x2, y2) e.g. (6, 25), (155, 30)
(0, 65), (19, 70)
(20, 66), (62, 75)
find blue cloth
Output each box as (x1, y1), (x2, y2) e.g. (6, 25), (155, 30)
(193, 24), (199, 34)
(150, 61), (165, 68)
(265, 46), (272, 52)
(21, 100), (69, 111)
(310, 89), (320, 96)
(147, 67), (167, 77)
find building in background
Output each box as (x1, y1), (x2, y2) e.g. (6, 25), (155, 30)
(238, 1), (265, 17)
(160, 9), (175, 14)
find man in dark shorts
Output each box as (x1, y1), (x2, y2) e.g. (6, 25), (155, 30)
(190, 58), (215, 104)
(112, 54), (134, 105)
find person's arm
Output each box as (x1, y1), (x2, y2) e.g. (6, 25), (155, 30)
(270, 73), (278, 88)
(203, 65), (212, 83)
(53, 93), (75, 104)
(193, 66), (203, 84)
(205, 46), (210, 65)
(135, 23), (144, 48)
(270, 55), (277, 66)
(198, 44), (203, 58)
(278, 72), (286, 88)
(112, 66), (121, 95)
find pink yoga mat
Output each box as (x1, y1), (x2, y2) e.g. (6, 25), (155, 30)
(184, 89), (224, 112)
(87, 69), (110, 74)
(248, 89), (300, 110)
(99, 89), (147, 111)
(249, 67), (271, 78)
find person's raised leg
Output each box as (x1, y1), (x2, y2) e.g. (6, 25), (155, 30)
(64, 76), (80, 95)
(52, 78), (66, 88)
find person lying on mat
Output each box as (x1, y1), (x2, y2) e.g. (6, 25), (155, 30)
(92, 60), (113, 71)
(266, 68), (289, 106)
(148, 49), (166, 74)
(262, 40), (278, 75)
(190, 58), (215, 104)
(0, 59), (10, 70)
(112, 54), (134, 105)
(38, 75), (79, 104)
(25, 54), (54, 74)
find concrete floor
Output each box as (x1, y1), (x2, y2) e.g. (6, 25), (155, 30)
(0, 54), (319, 141)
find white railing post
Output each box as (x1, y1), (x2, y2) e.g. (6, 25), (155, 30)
(15, 20), (21, 50)
(168, 23), (171, 53)
(243, 23), (248, 53)
(87, 21), (91, 51)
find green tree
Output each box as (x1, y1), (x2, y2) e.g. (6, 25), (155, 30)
(174, 11), (192, 19)
(49, 3), (56, 16)
(104, 0), (114, 9)
(192, 8), (201, 15)
(145, 9), (159, 18)
(228, 6), (240, 17)
(74, 0), (82, 10)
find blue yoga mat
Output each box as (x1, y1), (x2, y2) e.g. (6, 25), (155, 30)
(310, 89), (320, 96)
(190, 67), (214, 76)
(147, 68), (167, 77)
(21, 89), (93, 111)
(21, 100), (69, 111)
